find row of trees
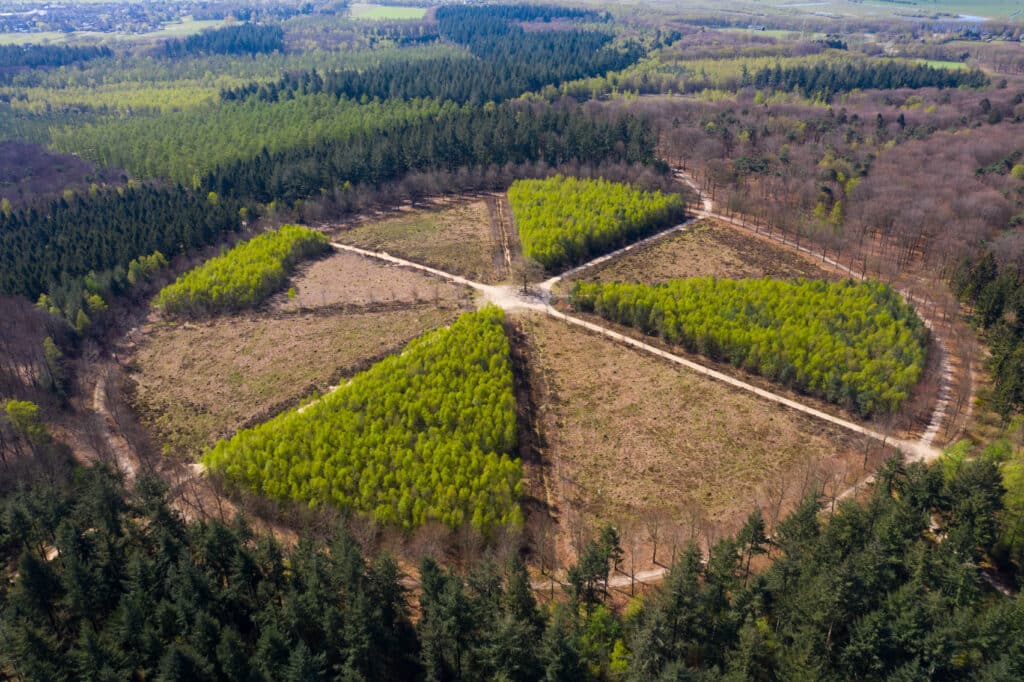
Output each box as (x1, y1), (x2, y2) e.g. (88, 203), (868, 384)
(2, 449), (1020, 679)
(204, 307), (522, 532)
(156, 225), (328, 316)
(0, 185), (242, 303)
(748, 59), (989, 101)
(572, 278), (928, 416)
(161, 23), (285, 58)
(508, 175), (685, 270)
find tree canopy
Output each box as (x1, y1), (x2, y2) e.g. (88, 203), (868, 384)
(572, 277), (928, 416)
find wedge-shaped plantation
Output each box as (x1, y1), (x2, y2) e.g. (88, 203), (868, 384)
(203, 306), (521, 532)
(156, 224), (329, 315)
(508, 175), (686, 271)
(572, 278), (927, 417)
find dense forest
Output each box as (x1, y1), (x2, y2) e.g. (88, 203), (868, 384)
(748, 59), (989, 101)
(162, 23), (285, 58)
(0, 44), (111, 71)
(204, 307), (522, 532)
(952, 252), (1024, 418)
(156, 224), (329, 316)
(1, 451), (1020, 680)
(572, 278), (927, 416)
(0, 186), (241, 303)
(200, 102), (659, 205)
(508, 175), (686, 270)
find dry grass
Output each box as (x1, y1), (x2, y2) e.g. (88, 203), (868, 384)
(129, 303), (466, 459)
(519, 313), (878, 539)
(332, 199), (506, 284)
(559, 219), (834, 294)
(272, 251), (470, 311)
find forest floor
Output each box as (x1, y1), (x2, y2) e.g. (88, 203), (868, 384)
(556, 219), (836, 294)
(515, 312), (884, 568)
(331, 198), (509, 284)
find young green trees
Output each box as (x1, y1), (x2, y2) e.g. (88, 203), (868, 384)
(203, 307), (522, 533)
(572, 277), (927, 416)
(156, 224), (329, 315)
(508, 175), (686, 271)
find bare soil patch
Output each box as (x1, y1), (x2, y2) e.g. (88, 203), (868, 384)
(331, 199), (507, 284)
(559, 219), (835, 294)
(127, 304), (465, 458)
(272, 251), (470, 312)
(517, 313), (890, 561)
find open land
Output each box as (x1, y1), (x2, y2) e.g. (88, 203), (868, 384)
(558, 219), (836, 294)
(517, 313), (882, 538)
(333, 199), (509, 284)
(128, 257), (471, 459)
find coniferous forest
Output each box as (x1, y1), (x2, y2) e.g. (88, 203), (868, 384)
(1, 452), (1020, 680)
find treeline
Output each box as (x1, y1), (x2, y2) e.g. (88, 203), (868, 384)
(162, 23), (285, 58)
(204, 307), (522, 532)
(749, 59), (988, 101)
(156, 225), (329, 316)
(433, 4), (602, 26)
(2, 450), (1021, 678)
(220, 34), (637, 106)
(952, 252), (1024, 418)
(508, 175), (685, 271)
(0, 186), (241, 303)
(221, 6), (638, 106)
(0, 44), (111, 70)
(200, 102), (658, 204)
(572, 278), (927, 416)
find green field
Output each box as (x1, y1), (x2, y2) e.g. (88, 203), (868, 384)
(0, 18), (225, 46)
(0, 31), (70, 45)
(914, 58), (970, 71)
(349, 3), (427, 20)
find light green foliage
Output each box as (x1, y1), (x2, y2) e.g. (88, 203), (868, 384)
(572, 278), (927, 416)
(156, 225), (328, 315)
(508, 176), (685, 271)
(126, 251), (168, 286)
(3, 400), (47, 445)
(350, 3), (427, 20)
(202, 307), (522, 532)
(939, 439), (975, 482)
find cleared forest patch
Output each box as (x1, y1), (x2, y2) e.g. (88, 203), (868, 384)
(272, 250), (471, 311)
(333, 199), (506, 284)
(518, 313), (885, 543)
(127, 305), (465, 458)
(558, 219), (833, 293)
